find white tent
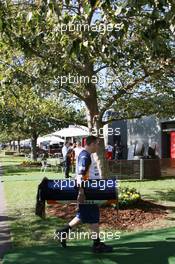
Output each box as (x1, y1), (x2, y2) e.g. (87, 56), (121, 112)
(20, 126), (88, 147)
(20, 139), (31, 146)
(37, 135), (64, 145)
(52, 125), (89, 138)
(49, 139), (64, 145)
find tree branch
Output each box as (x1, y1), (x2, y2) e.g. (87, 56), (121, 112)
(102, 114), (143, 125)
(94, 65), (109, 74)
(99, 60), (175, 120)
(60, 85), (86, 102)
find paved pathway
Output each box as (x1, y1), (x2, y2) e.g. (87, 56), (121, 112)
(0, 165), (11, 262)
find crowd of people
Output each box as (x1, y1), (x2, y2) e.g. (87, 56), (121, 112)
(105, 142), (123, 160)
(61, 141), (83, 178)
(61, 140), (124, 178)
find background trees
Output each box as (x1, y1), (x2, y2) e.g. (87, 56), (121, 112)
(0, 0), (174, 174)
(0, 83), (77, 159)
(0, 58), (85, 160)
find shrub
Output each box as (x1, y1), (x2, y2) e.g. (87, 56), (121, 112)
(118, 187), (141, 208)
(101, 187), (141, 209)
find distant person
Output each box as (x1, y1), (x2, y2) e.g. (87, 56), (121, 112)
(114, 142), (123, 160)
(105, 143), (113, 160)
(70, 142), (75, 161)
(41, 151), (48, 162)
(73, 143), (76, 149)
(69, 142), (73, 148)
(65, 148), (73, 178)
(62, 142), (70, 176)
(74, 142), (83, 176)
(62, 142), (70, 160)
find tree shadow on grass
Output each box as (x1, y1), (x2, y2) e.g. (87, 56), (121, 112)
(115, 240), (175, 264)
(8, 214), (66, 247)
(159, 176), (175, 180)
(2, 227), (175, 264)
(2, 240), (175, 264)
(155, 189), (175, 203)
(0, 216), (16, 222)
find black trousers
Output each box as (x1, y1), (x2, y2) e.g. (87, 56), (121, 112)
(64, 159), (71, 178)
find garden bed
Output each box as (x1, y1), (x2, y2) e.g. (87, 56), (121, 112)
(20, 161), (42, 167)
(48, 199), (167, 231)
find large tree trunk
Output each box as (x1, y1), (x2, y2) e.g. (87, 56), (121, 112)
(31, 132), (38, 161)
(83, 59), (109, 178)
(85, 100), (109, 179)
(93, 119), (109, 179)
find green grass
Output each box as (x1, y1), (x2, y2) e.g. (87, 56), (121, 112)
(120, 179), (175, 203)
(0, 155), (70, 249)
(1, 154), (66, 182)
(0, 155), (25, 166)
(3, 227), (175, 264)
(1, 155), (175, 263)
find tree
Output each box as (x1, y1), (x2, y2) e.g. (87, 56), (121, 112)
(0, 80), (84, 159)
(0, 43), (86, 160)
(0, 0), (174, 175)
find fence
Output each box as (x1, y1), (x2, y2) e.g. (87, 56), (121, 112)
(160, 159), (175, 177)
(108, 158), (175, 180)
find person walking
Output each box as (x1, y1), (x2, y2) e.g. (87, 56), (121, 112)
(55, 136), (113, 253)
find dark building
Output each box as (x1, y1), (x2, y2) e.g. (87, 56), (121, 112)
(106, 116), (175, 160)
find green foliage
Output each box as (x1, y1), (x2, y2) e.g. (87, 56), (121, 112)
(101, 187), (141, 209)
(118, 187), (141, 208)
(0, 0), (174, 168)
(0, 53), (85, 142)
(0, 0), (174, 124)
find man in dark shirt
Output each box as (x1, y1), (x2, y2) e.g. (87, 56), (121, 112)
(65, 148), (73, 178)
(56, 136), (113, 253)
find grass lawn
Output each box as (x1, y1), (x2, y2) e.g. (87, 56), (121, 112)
(0, 154), (26, 166)
(120, 179), (175, 203)
(1, 155), (175, 263)
(0, 155), (68, 249)
(2, 227), (175, 264)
